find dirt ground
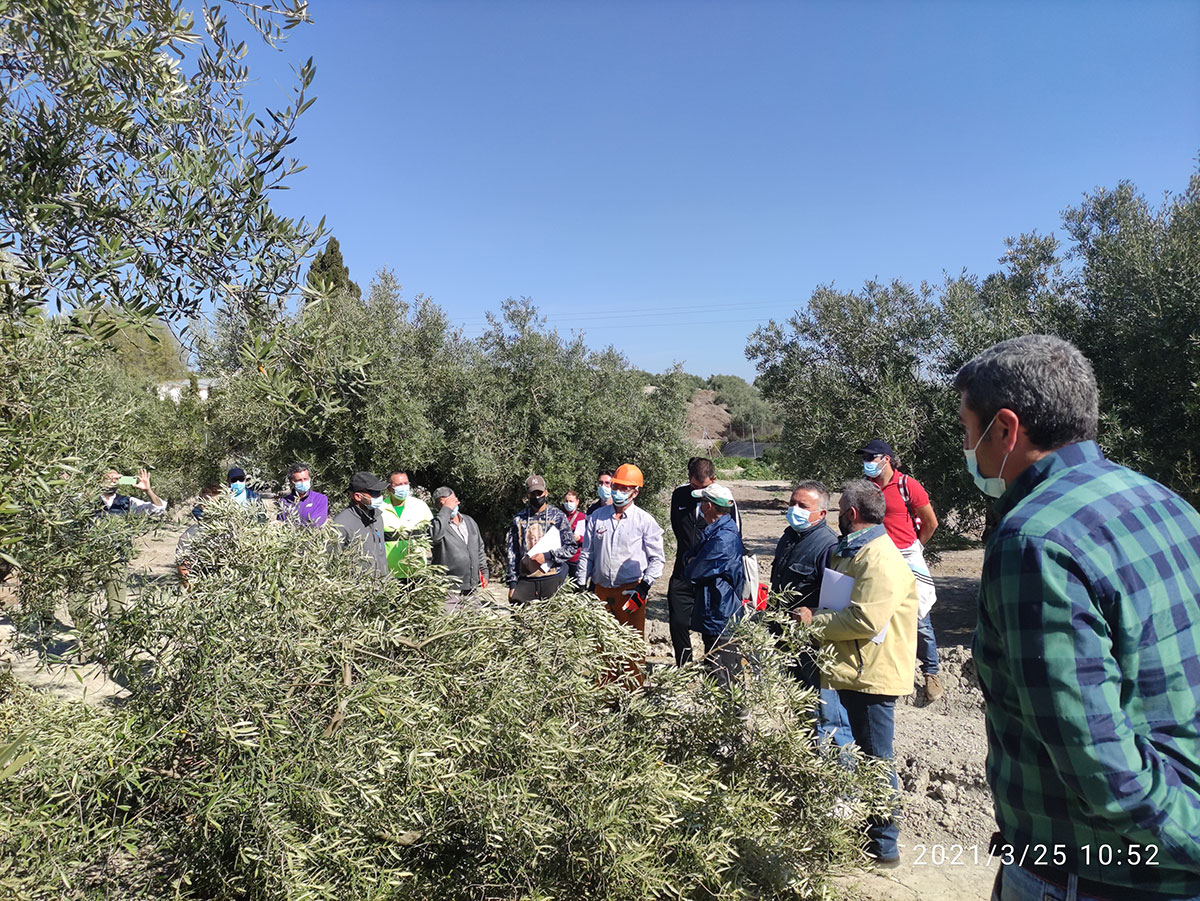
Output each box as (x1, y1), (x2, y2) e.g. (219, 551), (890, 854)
(1, 481), (998, 899)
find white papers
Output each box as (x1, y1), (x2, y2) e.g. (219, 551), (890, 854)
(818, 567), (889, 644)
(817, 567), (854, 611)
(526, 527), (561, 573)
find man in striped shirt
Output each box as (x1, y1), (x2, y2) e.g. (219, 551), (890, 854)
(956, 335), (1200, 901)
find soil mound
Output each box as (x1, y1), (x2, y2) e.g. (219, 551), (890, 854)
(900, 646), (994, 851)
(686, 389), (731, 448)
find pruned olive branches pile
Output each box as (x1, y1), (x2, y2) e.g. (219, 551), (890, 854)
(1, 503), (888, 899)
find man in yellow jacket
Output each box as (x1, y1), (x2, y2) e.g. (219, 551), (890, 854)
(795, 478), (917, 867)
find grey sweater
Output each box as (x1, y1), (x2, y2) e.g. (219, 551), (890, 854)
(430, 506), (488, 593)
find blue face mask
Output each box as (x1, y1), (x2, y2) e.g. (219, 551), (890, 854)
(293, 480), (311, 495)
(862, 460), (882, 478)
(563, 501), (577, 513)
(368, 493), (384, 509)
(964, 413), (1010, 498)
(391, 484), (410, 502)
(786, 505), (818, 531)
(230, 481), (246, 496)
(191, 504), (204, 521)
(450, 504), (460, 518)
(597, 483), (612, 502)
(611, 487), (632, 507)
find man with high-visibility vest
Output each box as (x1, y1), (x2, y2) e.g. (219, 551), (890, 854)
(577, 463), (665, 686)
(381, 470), (433, 576)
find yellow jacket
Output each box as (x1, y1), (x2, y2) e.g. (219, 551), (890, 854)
(811, 525), (918, 697)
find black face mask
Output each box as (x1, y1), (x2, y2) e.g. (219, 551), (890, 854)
(528, 494), (547, 511)
(838, 512), (854, 536)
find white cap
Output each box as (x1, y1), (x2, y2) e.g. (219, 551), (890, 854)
(691, 483), (735, 507)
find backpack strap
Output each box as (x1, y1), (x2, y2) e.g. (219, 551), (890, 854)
(898, 473), (922, 538)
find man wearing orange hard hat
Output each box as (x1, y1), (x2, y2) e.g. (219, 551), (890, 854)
(577, 462), (665, 686)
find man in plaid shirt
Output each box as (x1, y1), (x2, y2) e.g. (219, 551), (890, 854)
(956, 335), (1200, 901)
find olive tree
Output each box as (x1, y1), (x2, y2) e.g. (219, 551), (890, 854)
(0, 0), (321, 588)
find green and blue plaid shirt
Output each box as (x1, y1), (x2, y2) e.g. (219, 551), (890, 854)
(975, 440), (1200, 898)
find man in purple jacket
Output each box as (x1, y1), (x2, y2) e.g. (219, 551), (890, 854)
(277, 461), (329, 526)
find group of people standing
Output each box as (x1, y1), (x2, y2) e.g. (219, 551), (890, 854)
(503, 459), (791, 693)
(92, 334), (1200, 898)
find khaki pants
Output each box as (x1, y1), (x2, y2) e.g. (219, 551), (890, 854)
(594, 582), (646, 688)
(66, 577), (126, 658)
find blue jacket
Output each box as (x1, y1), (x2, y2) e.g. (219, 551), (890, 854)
(770, 522), (838, 606)
(683, 514), (745, 635)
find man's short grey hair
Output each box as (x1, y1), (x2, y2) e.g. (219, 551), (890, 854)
(432, 486), (454, 500)
(792, 480), (830, 511)
(953, 334), (1098, 450)
(840, 479), (886, 524)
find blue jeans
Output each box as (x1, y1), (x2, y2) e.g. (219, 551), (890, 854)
(916, 612), (939, 675)
(990, 863), (1200, 901)
(838, 690), (899, 860)
(791, 652), (853, 747)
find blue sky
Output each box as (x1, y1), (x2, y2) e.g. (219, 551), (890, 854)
(249, 0), (1200, 380)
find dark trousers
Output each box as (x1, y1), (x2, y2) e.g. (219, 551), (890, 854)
(512, 571), (566, 604)
(838, 689), (900, 860)
(701, 632), (742, 690)
(667, 574), (696, 666)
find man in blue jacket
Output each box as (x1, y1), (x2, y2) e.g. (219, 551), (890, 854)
(683, 483), (745, 689)
(770, 480), (852, 747)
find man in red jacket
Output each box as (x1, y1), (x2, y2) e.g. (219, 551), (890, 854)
(857, 438), (943, 701)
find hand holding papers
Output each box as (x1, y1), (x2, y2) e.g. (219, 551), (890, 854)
(818, 568), (889, 644)
(524, 527), (561, 573)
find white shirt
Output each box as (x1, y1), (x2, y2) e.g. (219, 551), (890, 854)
(102, 494), (166, 515)
(578, 503), (665, 588)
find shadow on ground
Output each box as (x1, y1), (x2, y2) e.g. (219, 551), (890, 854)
(928, 574), (980, 649)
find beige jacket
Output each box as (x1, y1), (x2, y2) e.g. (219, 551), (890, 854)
(811, 525), (918, 697)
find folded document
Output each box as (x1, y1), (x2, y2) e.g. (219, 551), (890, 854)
(818, 568), (888, 644)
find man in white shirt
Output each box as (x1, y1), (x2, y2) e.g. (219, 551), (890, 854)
(99, 468), (167, 516)
(577, 463), (665, 687)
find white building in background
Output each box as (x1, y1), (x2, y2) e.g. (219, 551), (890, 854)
(156, 377), (220, 403)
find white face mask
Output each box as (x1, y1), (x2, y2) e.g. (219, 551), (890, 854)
(964, 412), (1010, 498)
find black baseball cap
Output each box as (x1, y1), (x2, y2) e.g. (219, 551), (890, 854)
(855, 439), (895, 458)
(349, 471), (386, 493)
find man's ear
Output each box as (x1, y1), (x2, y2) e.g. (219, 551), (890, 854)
(995, 408), (1021, 452)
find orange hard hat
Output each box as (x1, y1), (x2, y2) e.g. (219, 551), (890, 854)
(612, 463), (644, 488)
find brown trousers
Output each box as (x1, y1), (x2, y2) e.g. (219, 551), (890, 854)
(594, 582), (646, 688)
